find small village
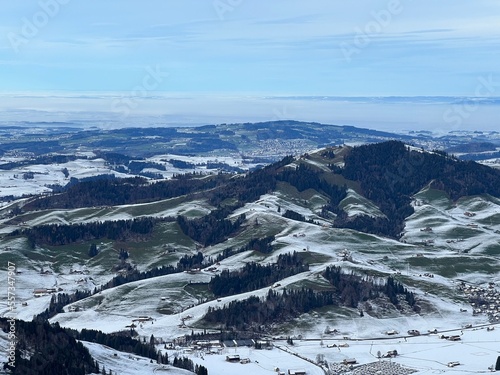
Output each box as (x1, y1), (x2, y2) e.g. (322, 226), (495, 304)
(459, 281), (500, 322)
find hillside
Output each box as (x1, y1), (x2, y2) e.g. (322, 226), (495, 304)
(1, 140), (500, 374)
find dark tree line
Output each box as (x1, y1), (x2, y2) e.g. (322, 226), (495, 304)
(209, 252), (308, 297)
(207, 155), (294, 207)
(169, 159), (197, 169)
(11, 217), (167, 246)
(172, 357), (208, 375)
(23, 174), (222, 211)
(0, 154), (78, 170)
(209, 235), (275, 266)
(177, 209), (246, 247)
(323, 266), (416, 309)
(282, 209), (306, 222)
(71, 329), (166, 364)
(204, 288), (336, 330)
(0, 318), (99, 375)
(243, 235), (275, 254)
(277, 163), (347, 207)
(204, 266), (417, 330)
(128, 160), (166, 174)
(37, 291), (92, 321)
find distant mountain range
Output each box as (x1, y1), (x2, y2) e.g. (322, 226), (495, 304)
(0, 120), (499, 161)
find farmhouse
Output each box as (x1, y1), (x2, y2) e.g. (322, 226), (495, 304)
(288, 370), (306, 375)
(343, 358), (357, 365)
(33, 288), (48, 297)
(132, 316), (153, 322)
(225, 354), (240, 362)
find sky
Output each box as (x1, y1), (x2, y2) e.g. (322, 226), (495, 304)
(0, 0), (500, 131)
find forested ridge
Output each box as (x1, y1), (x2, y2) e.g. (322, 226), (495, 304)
(0, 318), (99, 375)
(204, 266), (417, 330)
(176, 209), (246, 247)
(0, 318), (208, 375)
(23, 174), (223, 211)
(13, 140), (500, 249)
(208, 252), (308, 297)
(10, 217), (167, 246)
(334, 140), (500, 237)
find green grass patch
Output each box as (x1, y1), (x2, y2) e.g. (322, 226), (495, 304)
(184, 283), (213, 302)
(300, 251), (334, 265)
(408, 255), (498, 278)
(483, 243), (500, 256)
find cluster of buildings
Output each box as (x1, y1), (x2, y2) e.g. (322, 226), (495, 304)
(459, 282), (500, 321)
(33, 287), (59, 297)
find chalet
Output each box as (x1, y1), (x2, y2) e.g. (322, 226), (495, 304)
(343, 358), (357, 365)
(132, 316), (153, 322)
(33, 288), (48, 297)
(255, 339), (273, 347)
(386, 330), (399, 335)
(288, 370), (306, 375)
(407, 329), (420, 336)
(447, 361), (460, 367)
(447, 335), (461, 341)
(195, 340), (209, 348)
(464, 211), (476, 217)
(382, 350), (398, 358)
(209, 340), (222, 348)
(240, 358), (251, 364)
(225, 355), (240, 362)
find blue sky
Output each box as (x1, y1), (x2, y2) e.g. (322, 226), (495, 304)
(0, 0), (499, 131)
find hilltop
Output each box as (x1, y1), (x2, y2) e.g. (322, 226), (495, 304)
(1, 139), (500, 374)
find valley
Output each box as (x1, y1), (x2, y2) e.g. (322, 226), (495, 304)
(1, 124), (500, 374)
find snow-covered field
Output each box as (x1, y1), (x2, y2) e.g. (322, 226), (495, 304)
(1, 148), (500, 374)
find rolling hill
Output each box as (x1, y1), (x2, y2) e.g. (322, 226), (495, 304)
(1, 139), (500, 374)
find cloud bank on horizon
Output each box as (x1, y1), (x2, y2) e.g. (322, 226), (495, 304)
(0, 0), (499, 131)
